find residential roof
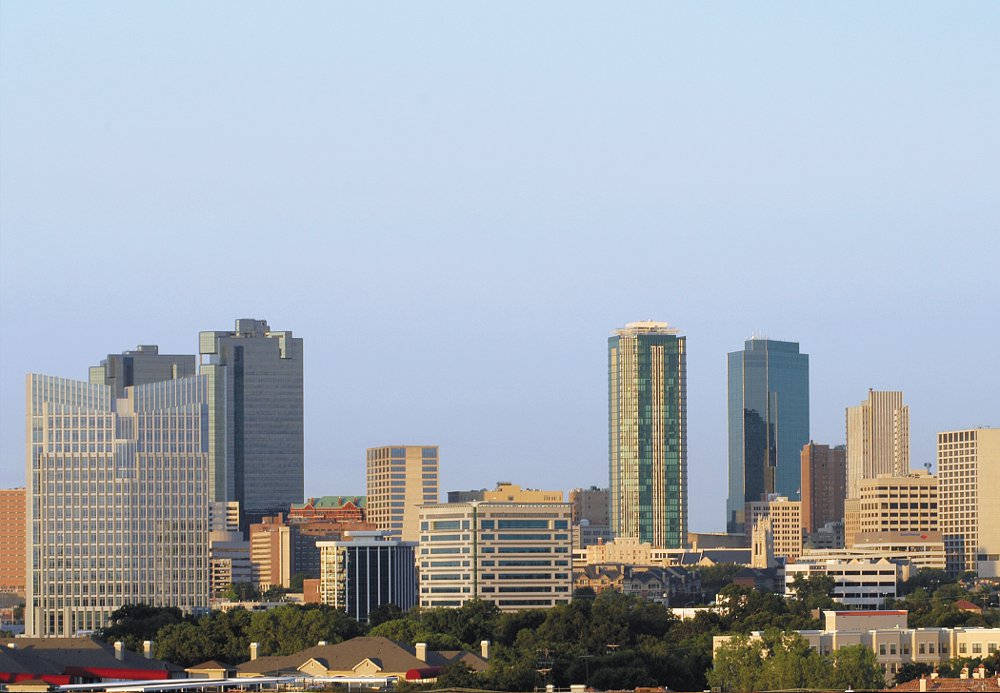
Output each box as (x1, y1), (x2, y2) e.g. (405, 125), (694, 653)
(890, 676), (1000, 692)
(188, 659), (231, 669)
(435, 651), (489, 672)
(955, 599), (983, 612)
(235, 636), (452, 675)
(0, 637), (183, 673)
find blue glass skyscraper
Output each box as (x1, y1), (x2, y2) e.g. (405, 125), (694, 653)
(726, 338), (809, 534)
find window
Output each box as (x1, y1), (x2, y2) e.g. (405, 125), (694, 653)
(879, 645), (886, 655)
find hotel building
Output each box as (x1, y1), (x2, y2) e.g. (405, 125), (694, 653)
(418, 501), (573, 611)
(609, 321), (687, 548)
(938, 428), (1000, 576)
(25, 372), (210, 636)
(367, 446), (439, 542)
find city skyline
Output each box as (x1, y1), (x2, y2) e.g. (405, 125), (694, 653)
(2, 3), (998, 534)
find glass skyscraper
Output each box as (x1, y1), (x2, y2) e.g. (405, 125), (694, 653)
(199, 319), (304, 528)
(726, 338), (809, 534)
(608, 321), (687, 548)
(25, 372), (210, 636)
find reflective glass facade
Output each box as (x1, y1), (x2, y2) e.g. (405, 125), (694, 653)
(25, 373), (210, 636)
(727, 339), (809, 533)
(199, 319), (304, 528)
(608, 322), (687, 549)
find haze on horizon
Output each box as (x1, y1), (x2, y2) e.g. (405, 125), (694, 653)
(1, 2), (997, 532)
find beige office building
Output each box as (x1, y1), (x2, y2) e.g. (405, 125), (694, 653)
(483, 483), (563, 503)
(418, 501), (573, 611)
(25, 372), (210, 636)
(714, 610), (1000, 683)
(843, 471), (937, 547)
(746, 495), (803, 562)
(366, 446), (439, 543)
(938, 428), (1000, 576)
(846, 390), (910, 498)
(249, 515), (292, 589)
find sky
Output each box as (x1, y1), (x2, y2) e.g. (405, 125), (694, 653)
(1, 2), (997, 532)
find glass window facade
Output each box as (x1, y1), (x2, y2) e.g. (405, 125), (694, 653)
(726, 339), (809, 533)
(608, 322), (687, 548)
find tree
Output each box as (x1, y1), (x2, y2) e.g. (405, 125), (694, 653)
(223, 582), (260, 602)
(707, 634), (766, 693)
(697, 563), (744, 599)
(828, 644), (885, 690)
(367, 603), (404, 628)
(435, 662), (485, 688)
(98, 604), (187, 652)
(289, 573), (309, 591)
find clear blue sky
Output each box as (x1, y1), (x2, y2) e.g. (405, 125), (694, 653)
(1, 3), (997, 532)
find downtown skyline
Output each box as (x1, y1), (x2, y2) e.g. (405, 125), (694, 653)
(2, 3), (997, 534)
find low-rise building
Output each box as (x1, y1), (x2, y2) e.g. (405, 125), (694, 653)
(234, 636), (488, 682)
(483, 482), (563, 503)
(801, 531), (946, 571)
(713, 610), (1000, 684)
(573, 564), (700, 604)
(317, 531), (417, 622)
(418, 500), (573, 611)
(785, 557), (905, 609)
(289, 496), (366, 523)
(0, 637), (183, 684)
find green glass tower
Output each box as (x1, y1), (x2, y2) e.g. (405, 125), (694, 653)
(608, 321), (687, 548)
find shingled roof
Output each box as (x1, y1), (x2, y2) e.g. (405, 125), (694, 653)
(235, 636), (454, 675)
(0, 637), (182, 674)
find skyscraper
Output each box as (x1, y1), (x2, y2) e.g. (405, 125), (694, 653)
(845, 390), (910, 498)
(366, 445), (439, 542)
(726, 338), (809, 534)
(800, 442), (846, 536)
(25, 372), (210, 636)
(608, 321), (687, 548)
(938, 428), (1000, 576)
(199, 319), (304, 527)
(89, 344), (196, 398)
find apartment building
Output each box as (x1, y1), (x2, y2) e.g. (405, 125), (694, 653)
(938, 428), (1000, 577)
(0, 488), (26, 595)
(713, 610), (1000, 683)
(843, 471), (937, 548)
(746, 495), (803, 562)
(418, 501), (573, 611)
(317, 531), (417, 622)
(367, 446), (439, 542)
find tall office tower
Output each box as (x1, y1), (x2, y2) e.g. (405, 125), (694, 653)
(318, 531), (417, 622)
(608, 321), (687, 548)
(746, 495), (803, 562)
(0, 488), (26, 595)
(89, 344), (196, 398)
(842, 471), (937, 548)
(726, 338), (810, 534)
(801, 443), (846, 536)
(25, 373), (210, 636)
(366, 445), (439, 542)
(938, 428), (1000, 577)
(199, 319), (304, 527)
(418, 500), (573, 611)
(845, 390), (910, 499)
